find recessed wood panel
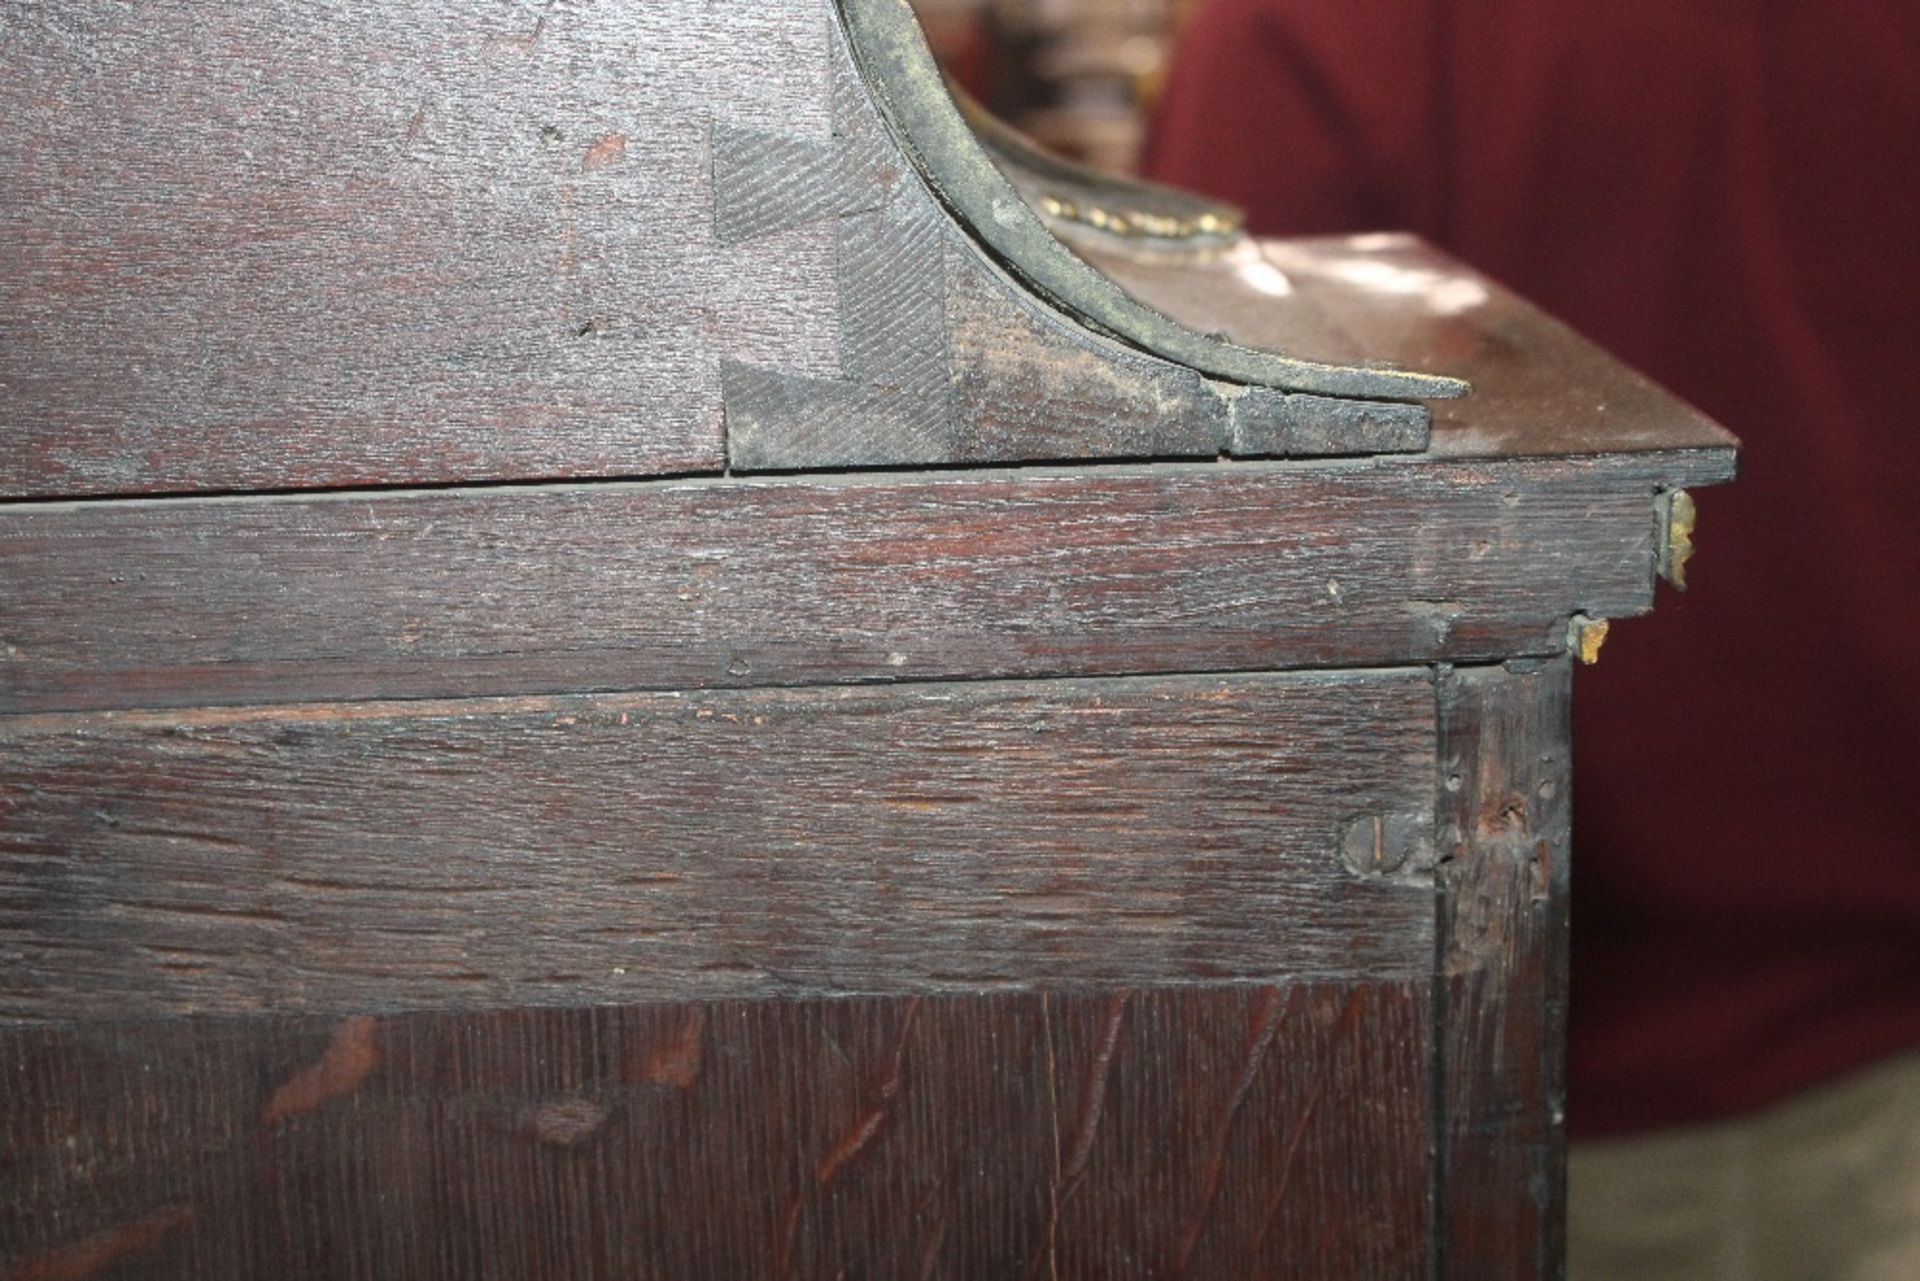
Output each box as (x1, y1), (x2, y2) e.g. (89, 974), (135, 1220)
(0, 985), (1432, 1280)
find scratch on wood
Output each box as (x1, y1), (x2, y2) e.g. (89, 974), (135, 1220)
(916, 1211), (946, 1280)
(1037, 991), (1062, 1281)
(488, 0), (557, 53)
(6, 1203), (194, 1281)
(1249, 993), (1362, 1252)
(1174, 986), (1291, 1271)
(262, 1015), (380, 1124)
(1063, 991), (1130, 1184)
(816, 997), (922, 1184)
(814, 1107), (886, 1185)
(773, 1190), (802, 1277)
(872, 995), (922, 1101)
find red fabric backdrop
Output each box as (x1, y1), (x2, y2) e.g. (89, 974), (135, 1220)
(1145, 0), (1920, 1137)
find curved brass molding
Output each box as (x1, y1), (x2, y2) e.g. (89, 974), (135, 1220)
(836, 0), (1470, 402)
(954, 88), (1243, 246)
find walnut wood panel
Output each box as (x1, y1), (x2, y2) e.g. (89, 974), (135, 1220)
(0, 673), (1436, 1023)
(0, 985), (1431, 1279)
(1434, 660), (1572, 1278)
(1, 458), (1683, 715)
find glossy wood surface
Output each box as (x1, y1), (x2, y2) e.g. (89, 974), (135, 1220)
(1084, 233), (1739, 462)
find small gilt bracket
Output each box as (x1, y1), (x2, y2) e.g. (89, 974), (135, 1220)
(1657, 489), (1699, 590)
(1568, 615), (1612, 666)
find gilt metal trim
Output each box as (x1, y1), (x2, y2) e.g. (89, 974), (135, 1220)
(836, 0), (1470, 402)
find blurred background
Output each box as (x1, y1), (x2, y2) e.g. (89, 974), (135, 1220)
(912, 0), (1200, 175)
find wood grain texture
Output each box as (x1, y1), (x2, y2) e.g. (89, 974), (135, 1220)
(0, 0), (812, 494)
(0, 0), (1451, 495)
(0, 985), (1432, 1280)
(1434, 660), (1572, 1279)
(938, 239), (1230, 465)
(0, 672), (1437, 1023)
(1, 457), (1680, 715)
(708, 32), (1350, 473)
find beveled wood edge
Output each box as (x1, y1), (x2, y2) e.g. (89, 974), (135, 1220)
(0, 446), (1736, 514)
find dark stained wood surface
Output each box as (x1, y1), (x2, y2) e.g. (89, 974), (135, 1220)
(1, 0), (1461, 497)
(0, 4), (1738, 496)
(0, 456), (1708, 716)
(0, 672), (1437, 1023)
(1434, 660), (1573, 1278)
(0, 0), (786, 494)
(0, 13), (1734, 1273)
(0, 984), (1433, 1280)
(1085, 233), (1740, 464)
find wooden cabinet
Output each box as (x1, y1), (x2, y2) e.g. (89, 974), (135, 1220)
(0, 2), (1732, 1275)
